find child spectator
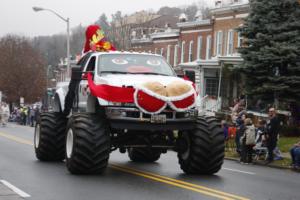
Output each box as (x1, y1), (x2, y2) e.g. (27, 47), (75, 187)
(221, 120), (229, 140)
(254, 119), (267, 148)
(290, 141), (300, 170)
(240, 118), (256, 164)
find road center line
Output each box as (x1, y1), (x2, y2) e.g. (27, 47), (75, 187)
(0, 180), (31, 198)
(110, 165), (235, 200)
(222, 168), (255, 175)
(0, 132), (33, 146)
(111, 164), (250, 200)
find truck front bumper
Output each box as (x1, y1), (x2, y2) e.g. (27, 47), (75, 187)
(105, 107), (197, 131)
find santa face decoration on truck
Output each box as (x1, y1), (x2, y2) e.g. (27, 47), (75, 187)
(87, 73), (197, 114)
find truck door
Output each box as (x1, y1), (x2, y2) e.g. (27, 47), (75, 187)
(78, 56), (96, 110)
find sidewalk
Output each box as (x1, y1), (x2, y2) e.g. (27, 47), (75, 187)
(225, 151), (293, 170)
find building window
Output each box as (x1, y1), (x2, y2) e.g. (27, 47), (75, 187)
(185, 70), (196, 83)
(154, 48), (157, 54)
(237, 32), (243, 47)
(205, 78), (219, 96)
(197, 36), (202, 60)
(227, 30), (234, 55)
(161, 48), (164, 56)
(181, 41), (185, 63)
(204, 68), (220, 97)
(206, 35), (212, 60)
(188, 41), (194, 62)
(216, 31), (223, 56)
(167, 45), (171, 63)
(174, 45), (178, 66)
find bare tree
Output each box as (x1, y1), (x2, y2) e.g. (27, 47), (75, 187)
(0, 35), (46, 105)
(109, 11), (131, 50)
(110, 10), (162, 50)
(70, 24), (86, 55)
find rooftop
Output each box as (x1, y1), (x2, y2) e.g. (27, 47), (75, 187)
(211, 1), (249, 15)
(150, 29), (180, 39)
(176, 19), (211, 28)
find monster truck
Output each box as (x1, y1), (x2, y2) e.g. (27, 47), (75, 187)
(34, 51), (224, 175)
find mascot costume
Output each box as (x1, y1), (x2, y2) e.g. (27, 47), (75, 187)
(83, 24), (116, 53)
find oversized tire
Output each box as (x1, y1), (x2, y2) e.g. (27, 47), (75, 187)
(65, 113), (110, 174)
(34, 112), (67, 161)
(178, 116), (224, 174)
(128, 148), (161, 162)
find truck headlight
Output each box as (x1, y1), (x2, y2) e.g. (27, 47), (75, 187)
(109, 109), (126, 117)
(184, 112), (190, 118)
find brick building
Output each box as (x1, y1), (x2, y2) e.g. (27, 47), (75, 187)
(130, 0), (251, 111)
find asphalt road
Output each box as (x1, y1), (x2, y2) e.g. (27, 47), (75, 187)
(0, 124), (299, 200)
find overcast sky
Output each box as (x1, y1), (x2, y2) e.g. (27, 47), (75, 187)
(0, 0), (215, 37)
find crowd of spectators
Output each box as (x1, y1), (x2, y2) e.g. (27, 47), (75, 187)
(0, 102), (40, 127)
(223, 97), (300, 170)
(223, 97), (285, 165)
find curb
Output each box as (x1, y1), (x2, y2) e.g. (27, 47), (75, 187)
(225, 157), (292, 170)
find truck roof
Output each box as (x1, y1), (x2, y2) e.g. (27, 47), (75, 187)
(88, 51), (163, 57)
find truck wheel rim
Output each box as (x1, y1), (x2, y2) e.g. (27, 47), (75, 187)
(66, 129), (74, 159)
(34, 124), (40, 148)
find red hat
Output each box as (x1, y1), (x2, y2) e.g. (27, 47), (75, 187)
(83, 25), (116, 53)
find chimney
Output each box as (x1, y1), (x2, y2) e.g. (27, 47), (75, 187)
(195, 10), (203, 21)
(179, 13), (188, 22)
(215, 0), (222, 8)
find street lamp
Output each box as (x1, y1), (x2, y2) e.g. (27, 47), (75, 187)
(33, 6), (70, 80)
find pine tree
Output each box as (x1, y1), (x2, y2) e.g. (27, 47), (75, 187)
(238, 0), (300, 108)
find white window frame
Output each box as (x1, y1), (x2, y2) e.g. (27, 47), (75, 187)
(154, 48), (157, 54)
(181, 41), (186, 63)
(167, 45), (171, 63)
(197, 36), (202, 60)
(216, 31), (223, 56)
(237, 32), (243, 48)
(227, 29), (234, 55)
(188, 40), (194, 62)
(174, 45), (178, 66)
(214, 31), (217, 55)
(206, 35), (212, 60)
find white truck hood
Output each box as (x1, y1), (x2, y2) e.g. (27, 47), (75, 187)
(94, 74), (189, 87)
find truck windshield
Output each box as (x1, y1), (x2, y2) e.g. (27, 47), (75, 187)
(98, 54), (175, 76)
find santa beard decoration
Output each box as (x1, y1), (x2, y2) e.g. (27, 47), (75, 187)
(88, 73), (197, 114)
